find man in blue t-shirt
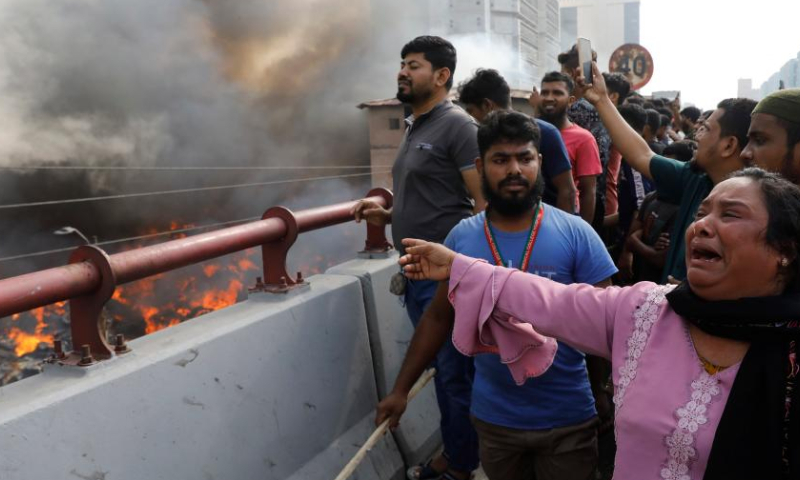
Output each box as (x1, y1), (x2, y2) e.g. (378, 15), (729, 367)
(377, 111), (616, 480)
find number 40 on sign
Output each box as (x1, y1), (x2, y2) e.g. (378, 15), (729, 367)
(609, 43), (654, 91)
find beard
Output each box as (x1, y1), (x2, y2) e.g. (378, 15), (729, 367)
(781, 151), (800, 184)
(396, 78), (433, 104)
(396, 84), (413, 103)
(482, 172), (544, 217)
(537, 107), (566, 126)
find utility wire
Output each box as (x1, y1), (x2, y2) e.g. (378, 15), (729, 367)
(0, 170), (390, 210)
(0, 164), (379, 171)
(0, 216), (263, 263)
(0, 169), (391, 262)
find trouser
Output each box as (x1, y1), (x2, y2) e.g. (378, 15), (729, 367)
(471, 415), (599, 480)
(404, 278), (479, 473)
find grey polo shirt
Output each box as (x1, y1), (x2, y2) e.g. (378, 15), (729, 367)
(391, 99), (479, 254)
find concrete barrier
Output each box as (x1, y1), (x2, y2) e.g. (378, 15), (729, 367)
(328, 253), (441, 467)
(0, 273), (405, 480)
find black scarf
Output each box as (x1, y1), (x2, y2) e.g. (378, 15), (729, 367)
(666, 283), (800, 480)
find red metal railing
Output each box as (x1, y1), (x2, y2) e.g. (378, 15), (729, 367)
(0, 188), (393, 365)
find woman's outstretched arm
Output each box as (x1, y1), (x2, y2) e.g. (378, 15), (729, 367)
(400, 238), (631, 361)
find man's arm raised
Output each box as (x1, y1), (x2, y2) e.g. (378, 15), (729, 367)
(578, 62), (656, 180)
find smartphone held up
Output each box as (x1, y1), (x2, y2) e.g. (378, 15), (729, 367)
(577, 37), (593, 85)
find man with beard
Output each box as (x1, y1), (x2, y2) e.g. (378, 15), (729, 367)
(578, 63), (755, 283)
(353, 35), (484, 480)
(456, 68), (576, 213)
(538, 71), (602, 224)
(376, 111), (616, 480)
(741, 88), (800, 183)
(558, 45), (611, 234)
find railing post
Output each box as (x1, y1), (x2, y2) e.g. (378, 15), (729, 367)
(65, 245), (117, 364)
(361, 188), (394, 254)
(253, 206), (305, 294)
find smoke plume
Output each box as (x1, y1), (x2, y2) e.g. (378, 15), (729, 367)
(0, 0), (383, 168)
(0, 0), (406, 277)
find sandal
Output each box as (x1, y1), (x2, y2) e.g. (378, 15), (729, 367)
(406, 459), (444, 480)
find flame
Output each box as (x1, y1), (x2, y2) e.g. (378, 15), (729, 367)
(203, 264), (220, 278)
(238, 257), (258, 271)
(109, 249), (256, 335)
(7, 303), (64, 356)
(200, 279), (242, 311)
(2, 219), (357, 367)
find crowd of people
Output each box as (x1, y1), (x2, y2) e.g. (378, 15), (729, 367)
(352, 35), (800, 480)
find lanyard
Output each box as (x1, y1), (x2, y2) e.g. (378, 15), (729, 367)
(483, 203), (544, 271)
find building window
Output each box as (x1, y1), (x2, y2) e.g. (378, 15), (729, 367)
(560, 6), (577, 52)
(477, 16), (482, 26)
(389, 118), (401, 130)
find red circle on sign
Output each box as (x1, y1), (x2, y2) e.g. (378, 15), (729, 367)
(608, 44), (654, 90)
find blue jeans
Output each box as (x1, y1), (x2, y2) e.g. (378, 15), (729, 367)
(405, 278), (479, 473)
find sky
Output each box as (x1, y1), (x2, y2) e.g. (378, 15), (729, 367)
(638, 0), (800, 109)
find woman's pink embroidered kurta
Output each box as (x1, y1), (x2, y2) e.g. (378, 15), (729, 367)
(448, 255), (742, 480)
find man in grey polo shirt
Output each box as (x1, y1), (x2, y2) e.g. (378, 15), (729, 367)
(354, 35), (483, 480)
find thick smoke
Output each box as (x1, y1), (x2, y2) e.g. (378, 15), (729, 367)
(0, 0), (403, 277)
(449, 34), (536, 91)
(0, 0), (381, 168)
(0, 0), (530, 278)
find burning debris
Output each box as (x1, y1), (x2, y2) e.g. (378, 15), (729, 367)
(0, 217), (363, 386)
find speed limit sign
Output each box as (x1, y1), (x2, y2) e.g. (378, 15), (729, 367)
(609, 44), (654, 90)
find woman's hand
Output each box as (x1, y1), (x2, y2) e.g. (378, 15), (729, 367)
(399, 239), (457, 281)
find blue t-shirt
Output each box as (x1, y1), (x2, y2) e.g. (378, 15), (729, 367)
(536, 119), (573, 208)
(444, 206), (617, 430)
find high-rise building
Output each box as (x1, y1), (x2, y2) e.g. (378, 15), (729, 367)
(759, 51), (800, 98)
(426, 0), (561, 89)
(738, 51), (800, 101)
(737, 79), (760, 101)
(559, 0), (640, 69)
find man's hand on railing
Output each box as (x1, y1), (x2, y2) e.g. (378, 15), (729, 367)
(351, 199), (390, 227)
